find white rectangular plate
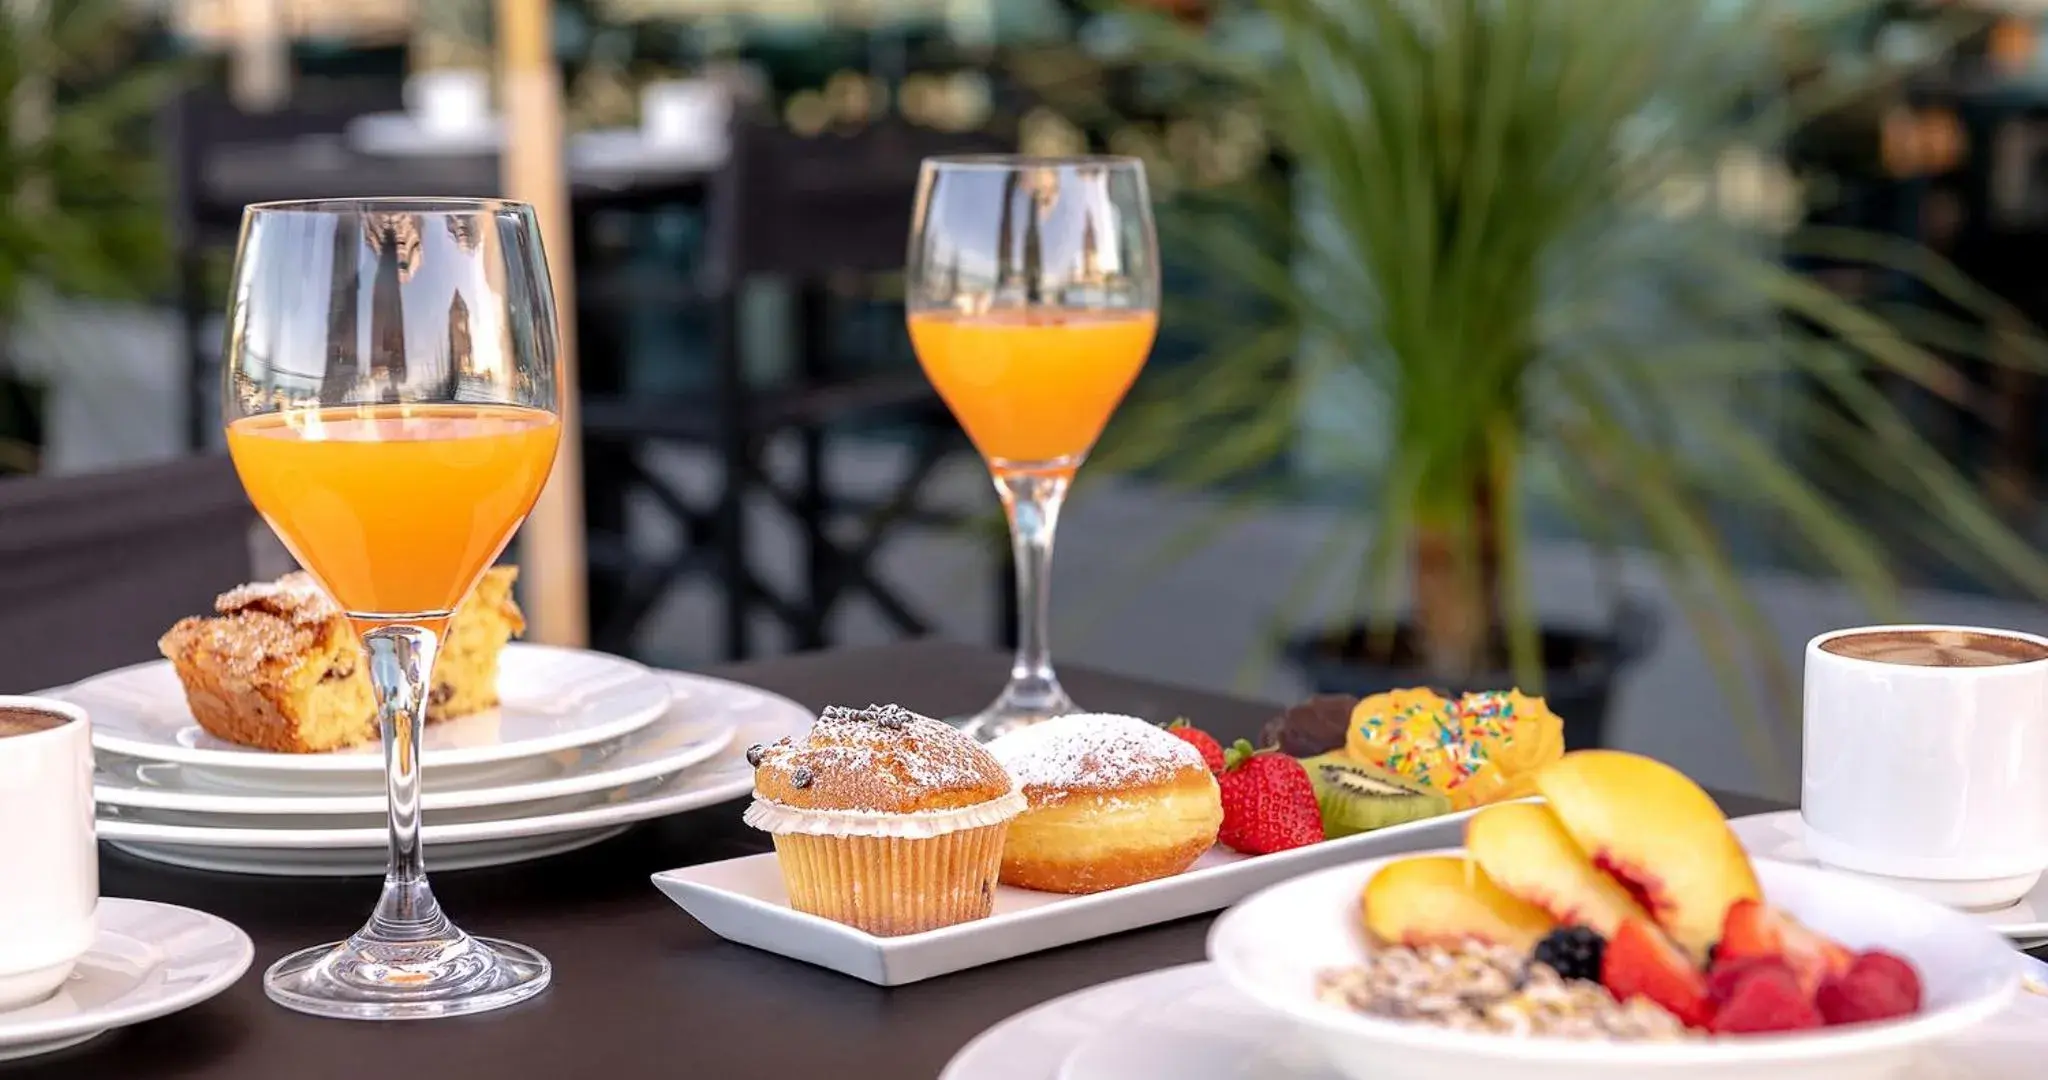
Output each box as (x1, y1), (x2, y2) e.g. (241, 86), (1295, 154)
(651, 806), (1483, 986)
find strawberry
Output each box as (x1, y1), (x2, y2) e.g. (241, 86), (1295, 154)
(1815, 951), (1922, 1026)
(1711, 962), (1825, 1034)
(1718, 899), (1855, 997)
(1601, 918), (1714, 1028)
(1216, 739), (1323, 854)
(1165, 718), (1225, 773)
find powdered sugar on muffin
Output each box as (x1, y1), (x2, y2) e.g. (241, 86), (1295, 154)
(746, 703), (1019, 818)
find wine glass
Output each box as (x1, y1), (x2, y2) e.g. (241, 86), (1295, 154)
(905, 157), (1160, 740)
(221, 198), (562, 1019)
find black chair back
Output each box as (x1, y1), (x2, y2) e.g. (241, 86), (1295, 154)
(0, 458), (257, 693)
(706, 122), (1010, 283)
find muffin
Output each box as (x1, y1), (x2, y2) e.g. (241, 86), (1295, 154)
(1344, 688), (1565, 809)
(987, 713), (1223, 894)
(742, 704), (1025, 936)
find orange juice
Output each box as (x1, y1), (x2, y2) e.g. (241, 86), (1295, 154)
(908, 309), (1156, 465)
(226, 403), (560, 617)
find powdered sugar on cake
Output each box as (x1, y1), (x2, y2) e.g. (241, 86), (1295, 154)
(158, 572), (351, 681)
(988, 712), (1204, 795)
(216, 572), (340, 624)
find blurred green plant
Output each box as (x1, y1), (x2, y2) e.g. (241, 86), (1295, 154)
(0, 0), (175, 321)
(1076, 0), (2048, 778)
(412, 0), (494, 72)
(0, 0), (179, 471)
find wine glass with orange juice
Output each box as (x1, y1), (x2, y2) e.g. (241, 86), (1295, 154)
(221, 199), (561, 1019)
(906, 157), (1160, 740)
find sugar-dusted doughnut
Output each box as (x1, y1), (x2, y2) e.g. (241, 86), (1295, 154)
(987, 713), (1223, 894)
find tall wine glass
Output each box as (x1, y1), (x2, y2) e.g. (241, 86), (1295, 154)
(906, 157), (1160, 741)
(221, 199), (561, 1019)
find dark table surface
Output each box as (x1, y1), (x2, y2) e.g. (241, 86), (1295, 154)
(0, 641), (2023, 1079)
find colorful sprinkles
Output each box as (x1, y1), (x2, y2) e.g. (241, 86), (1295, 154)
(1357, 690), (1527, 794)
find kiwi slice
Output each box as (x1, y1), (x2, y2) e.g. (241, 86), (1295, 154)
(1301, 752), (1451, 838)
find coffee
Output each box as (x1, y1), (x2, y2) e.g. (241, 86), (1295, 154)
(0, 707), (69, 738)
(1820, 629), (2048, 668)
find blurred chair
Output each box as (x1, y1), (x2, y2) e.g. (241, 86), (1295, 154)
(0, 457), (257, 694)
(580, 120), (1012, 661)
(160, 85), (406, 451)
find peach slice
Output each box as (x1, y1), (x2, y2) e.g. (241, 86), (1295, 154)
(1465, 801), (1652, 937)
(1360, 854), (1556, 950)
(1533, 750), (1760, 962)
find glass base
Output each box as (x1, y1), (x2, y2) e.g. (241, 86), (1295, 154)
(954, 678), (1079, 742)
(263, 927), (549, 1021)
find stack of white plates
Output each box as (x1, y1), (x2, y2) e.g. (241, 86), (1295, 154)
(48, 645), (811, 876)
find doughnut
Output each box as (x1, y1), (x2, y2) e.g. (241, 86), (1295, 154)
(986, 713), (1223, 894)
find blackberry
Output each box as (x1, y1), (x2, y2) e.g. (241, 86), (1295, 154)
(1531, 926), (1606, 983)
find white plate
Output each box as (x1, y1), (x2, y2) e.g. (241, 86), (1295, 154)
(940, 963), (1217, 1080)
(651, 803), (1485, 987)
(940, 960), (2048, 1080)
(1057, 969), (1335, 1080)
(1731, 811), (2048, 947)
(1210, 853), (2019, 1080)
(61, 644), (672, 775)
(108, 826), (630, 877)
(0, 899), (252, 1062)
(92, 700), (735, 815)
(93, 675), (809, 870)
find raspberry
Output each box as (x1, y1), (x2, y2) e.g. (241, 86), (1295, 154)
(1707, 956), (1788, 1004)
(1815, 951), (1922, 1026)
(1710, 964), (1824, 1034)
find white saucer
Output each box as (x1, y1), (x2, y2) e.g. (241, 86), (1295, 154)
(96, 676), (811, 875)
(1730, 811), (2048, 947)
(61, 644), (672, 776)
(943, 960), (2048, 1080)
(93, 700), (734, 815)
(0, 899), (252, 1062)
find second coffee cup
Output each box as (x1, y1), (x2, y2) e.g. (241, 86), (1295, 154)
(1802, 624), (2048, 910)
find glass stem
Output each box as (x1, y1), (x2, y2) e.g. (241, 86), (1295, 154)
(996, 465), (1070, 706)
(361, 623), (450, 942)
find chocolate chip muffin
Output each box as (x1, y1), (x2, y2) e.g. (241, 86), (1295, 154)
(742, 704), (1025, 936)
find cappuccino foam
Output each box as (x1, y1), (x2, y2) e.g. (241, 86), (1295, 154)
(1820, 629), (2048, 668)
(0, 707), (70, 738)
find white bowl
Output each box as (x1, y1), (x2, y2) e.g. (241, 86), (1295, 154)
(1208, 853), (2020, 1080)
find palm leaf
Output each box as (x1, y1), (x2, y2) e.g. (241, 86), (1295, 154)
(1068, 0), (2048, 783)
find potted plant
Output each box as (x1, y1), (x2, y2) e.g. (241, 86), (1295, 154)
(0, 0), (173, 474)
(1085, 0), (2048, 767)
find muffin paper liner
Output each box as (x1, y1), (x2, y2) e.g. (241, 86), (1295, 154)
(771, 822), (1008, 936)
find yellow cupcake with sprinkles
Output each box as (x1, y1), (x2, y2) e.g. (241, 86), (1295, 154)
(1342, 688), (1564, 810)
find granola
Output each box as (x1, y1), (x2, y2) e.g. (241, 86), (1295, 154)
(1314, 941), (1694, 1041)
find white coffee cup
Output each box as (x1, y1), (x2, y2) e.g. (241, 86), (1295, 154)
(0, 696), (97, 1010)
(1802, 625), (2048, 910)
